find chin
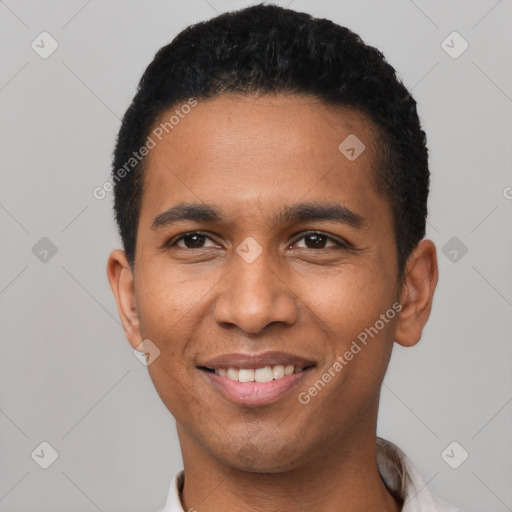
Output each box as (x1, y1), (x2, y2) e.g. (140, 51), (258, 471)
(210, 433), (307, 474)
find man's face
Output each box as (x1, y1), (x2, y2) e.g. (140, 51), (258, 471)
(125, 94), (403, 471)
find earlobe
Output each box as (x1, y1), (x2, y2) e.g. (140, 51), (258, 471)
(106, 250), (143, 350)
(394, 239), (439, 348)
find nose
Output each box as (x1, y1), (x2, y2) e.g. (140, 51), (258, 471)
(212, 248), (299, 334)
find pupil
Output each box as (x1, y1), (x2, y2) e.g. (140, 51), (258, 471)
(186, 234), (204, 248)
(307, 234), (325, 248)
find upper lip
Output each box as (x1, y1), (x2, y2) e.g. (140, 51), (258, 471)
(198, 351), (316, 370)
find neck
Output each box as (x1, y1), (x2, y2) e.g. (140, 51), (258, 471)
(176, 419), (402, 512)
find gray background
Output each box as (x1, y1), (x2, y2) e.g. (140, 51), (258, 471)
(1, 0), (511, 511)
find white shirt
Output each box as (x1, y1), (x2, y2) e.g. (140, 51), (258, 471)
(158, 437), (463, 511)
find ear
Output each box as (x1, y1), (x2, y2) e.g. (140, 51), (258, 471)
(106, 249), (143, 350)
(394, 239), (439, 348)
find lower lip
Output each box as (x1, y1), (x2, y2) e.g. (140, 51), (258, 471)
(200, 368), (313, 406)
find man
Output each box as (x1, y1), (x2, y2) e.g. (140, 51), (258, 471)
(107, 3), (463, 511)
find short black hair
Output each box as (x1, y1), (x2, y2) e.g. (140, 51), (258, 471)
(112, 3), (429, 282)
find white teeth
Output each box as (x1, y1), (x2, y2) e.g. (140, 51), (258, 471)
(254, 366), (273, 383)
(226, 368), (239, 381)
(238, 369), (254, 382)
(272, 365), (285, 379)
(214, 364), (305, 382)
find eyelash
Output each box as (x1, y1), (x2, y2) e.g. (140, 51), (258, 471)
(164, 231), (350, 250)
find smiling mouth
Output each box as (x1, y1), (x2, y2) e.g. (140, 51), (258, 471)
(199, 364), (315, 382)
(196, 351), (316, 404)
(199, 364), (316, 406)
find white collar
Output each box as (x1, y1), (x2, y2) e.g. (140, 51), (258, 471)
(158, 437), (463, 511)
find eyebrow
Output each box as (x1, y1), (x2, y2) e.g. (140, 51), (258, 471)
(150, 201), (366, 230)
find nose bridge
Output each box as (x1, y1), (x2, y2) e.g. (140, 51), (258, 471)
(213, 242), (298, 333)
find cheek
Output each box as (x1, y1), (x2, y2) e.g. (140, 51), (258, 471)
(135, 262), (207, 337)
(146, 357), (195, 430)
(301, 266), (390, 340)
(301, 269), (397, 395)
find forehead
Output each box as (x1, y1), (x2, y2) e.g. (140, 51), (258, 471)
(139, 94), (390, 234)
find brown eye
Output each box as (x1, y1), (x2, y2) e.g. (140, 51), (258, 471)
(293, 232), (345, 249)
(168, 232), (218, 249)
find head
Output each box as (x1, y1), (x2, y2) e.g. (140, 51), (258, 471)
(107, 4), (437, 472)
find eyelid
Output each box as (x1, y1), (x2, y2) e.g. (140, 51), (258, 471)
(164, 230), (351, 250)
(164, 231), (218, 248)
(290, 230), (350, 249)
